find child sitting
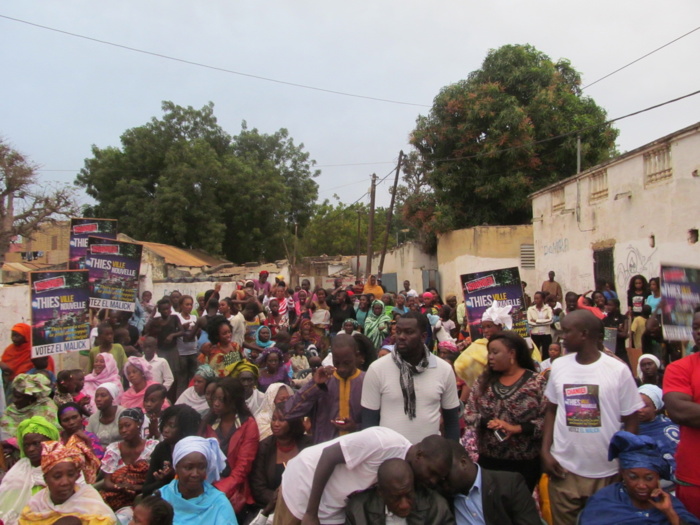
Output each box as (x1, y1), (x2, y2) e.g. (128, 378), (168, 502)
(290, 342), (310, 373)
(71, 369), (92, 415)
(27, 356), (56, 390)
(115, 327), (140, 357)
(54, 369), (77, 406)
(142, 336), (174, 393)
(143, 383), (168, 440)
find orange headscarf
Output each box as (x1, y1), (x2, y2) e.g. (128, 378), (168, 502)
(40, 435), (100, 484)
(1, 323), (54, 380)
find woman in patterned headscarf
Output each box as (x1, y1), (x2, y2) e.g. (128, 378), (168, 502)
(0, 374), (58, 441)
(99, 407), (158, 511)
(19, 436), (114, 524)
(175, 364), (217, 415)
(364, 300), (393, 350)
(0, 416), (60, 525)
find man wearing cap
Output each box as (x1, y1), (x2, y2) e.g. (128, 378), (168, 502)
(254, 271), (272, 297)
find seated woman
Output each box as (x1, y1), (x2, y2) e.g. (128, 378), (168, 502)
(143, 405), (202, 496)
(201, 377), (259, 516)
(158, 436), (236, 525)
(0, 416), (60, 524)
(199, 316), (243, 378)
(82, 353), (123, 414)
(637, 384), (679, 474)
(86, 383), (125, 448)
(637, 354), (664, 387)
(249, 405), (312, 521)
(19, 436), (112, 524)
(256, 347), (289, 393)
(121, 357), (162, 410)
(254, 383), (295, 441)
(289, 319), (322, 352)
(243, 326), (274, 361)
(229, 361), (265, 416)
(57, 403), (104, 460)
(0, 374), (58, 441)
(99, 408), (158, 511)
(580, 431), (700, 525)
(175, 364), (216, 415)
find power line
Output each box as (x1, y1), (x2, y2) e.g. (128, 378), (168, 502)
(582, 25), (700, 90)
(0, 14), (430, 108)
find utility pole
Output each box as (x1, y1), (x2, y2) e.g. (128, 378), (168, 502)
(378, 151), (404, 277)
(356, 210), (361, 278)
(365, 173), (377, 278)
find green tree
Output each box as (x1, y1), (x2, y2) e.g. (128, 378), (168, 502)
(0, 139), (76, 262)
(75, 102), (318, 263)
(410, 44), (618, 230)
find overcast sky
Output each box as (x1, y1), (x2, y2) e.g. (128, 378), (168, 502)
(1, 1), (699, 210)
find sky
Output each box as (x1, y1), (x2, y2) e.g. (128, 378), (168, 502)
(1, 1), (699, 210)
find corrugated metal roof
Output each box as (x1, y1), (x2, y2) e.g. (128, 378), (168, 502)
(138, 241), (229, 268)
(2, 261), (52, 273)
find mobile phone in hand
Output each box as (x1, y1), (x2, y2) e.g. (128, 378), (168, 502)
(493, 429), (507, 442)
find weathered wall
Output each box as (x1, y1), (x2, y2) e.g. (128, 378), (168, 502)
(371, 243), (438, 294)
(0, 285), (31, 358)
(531, 124), (700, 307)
(437, 225), (536, 299)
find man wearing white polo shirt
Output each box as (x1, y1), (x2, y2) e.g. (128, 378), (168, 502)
(361, 311), (460, 444)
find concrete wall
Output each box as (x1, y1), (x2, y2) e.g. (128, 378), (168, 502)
(531, 124), (700, 307)
(437, 225), (536, 299)
(0, 285), (31, 358)
(370, 242), (438, 294)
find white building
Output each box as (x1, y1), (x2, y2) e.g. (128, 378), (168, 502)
(530, 122), (700, 308)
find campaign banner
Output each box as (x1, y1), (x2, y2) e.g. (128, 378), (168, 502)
(460, 267), (527, 339)
(30, 270), (91, 357)
(86, 237), (142, 312)
(68, 218), (118, 269)
(660, 263), (700, 341)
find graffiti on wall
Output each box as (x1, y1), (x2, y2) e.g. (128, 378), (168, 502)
(543, 238), (569, 256)
(616, 245), (658, 290)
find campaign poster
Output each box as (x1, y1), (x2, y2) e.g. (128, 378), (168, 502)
(563, 384), (601, 430)
(30, 270), (91, 357)
(68, 218), (118, 269)
(660, 264), (700, 341)
(603, 327), (618, 353)
(460, 267), (527, 339)
(86, 237), (142, 312)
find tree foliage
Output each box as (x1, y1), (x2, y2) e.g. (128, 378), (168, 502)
(299, 199), (407, 258)
(75, 102), (319, 263)
(409, 44), (619, 230)
(0, 139), (77, 262)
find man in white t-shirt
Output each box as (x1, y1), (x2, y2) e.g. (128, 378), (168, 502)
(361, 311), (460, 444)
(402, 280), (419, 299)
(274, 426), (453, 525)
(541, 310), (643, 525)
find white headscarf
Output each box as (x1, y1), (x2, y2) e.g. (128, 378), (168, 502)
(637, 354), (662, 381)
(638, 384), (664, 411)
(481, 301), (513, 330)
(96, 382), (121, 404)
(172, 436), (227, 484)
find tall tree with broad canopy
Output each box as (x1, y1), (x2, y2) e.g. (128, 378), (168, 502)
(409, 44), (618, 230)
(75, 101), (319, 263)
(0, 139), (76, 262)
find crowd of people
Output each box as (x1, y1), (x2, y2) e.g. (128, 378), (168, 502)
(0, 268), (698, 525)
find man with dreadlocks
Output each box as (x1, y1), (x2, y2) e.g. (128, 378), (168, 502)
(361, 311), (460, 444)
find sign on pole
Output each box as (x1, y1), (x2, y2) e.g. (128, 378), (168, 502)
(660, 263), (700, 341)
(86, 237), (142, 312)
(68, 218), (118, 269)
(30, 270), (91, 357)
(460, 267), (527, 339)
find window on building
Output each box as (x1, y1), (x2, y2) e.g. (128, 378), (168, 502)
(520, 244), (535, 269)
(589, 169), (608, 203)
(51, 235), (58, 250)
(644, 144), (672, 185)
(551, 188), (564, 213)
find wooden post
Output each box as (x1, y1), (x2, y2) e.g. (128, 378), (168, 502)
(365, 174), (377, 277)
(378, 151), (404, 277)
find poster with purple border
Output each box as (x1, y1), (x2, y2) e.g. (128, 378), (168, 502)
(30, 270), (91, 357)
(660, 263), (700, 341)
(460, 266), (527, 339)
(86, 237), (142, 312)
(68, 218), (118, 270)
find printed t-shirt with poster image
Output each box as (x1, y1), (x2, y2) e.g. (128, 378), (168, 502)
(544, 352), (643, 478)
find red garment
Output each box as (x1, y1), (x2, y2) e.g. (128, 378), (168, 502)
(664, 353), (700, 486)
(203, 416), (259, 513)
(576, 296), (606, 320)
(1, 323), (54, 380)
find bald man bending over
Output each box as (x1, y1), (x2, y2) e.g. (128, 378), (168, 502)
(345, 458), (455, 525)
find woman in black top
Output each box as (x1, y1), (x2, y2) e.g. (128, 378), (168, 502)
(142, 404), (201, 496)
